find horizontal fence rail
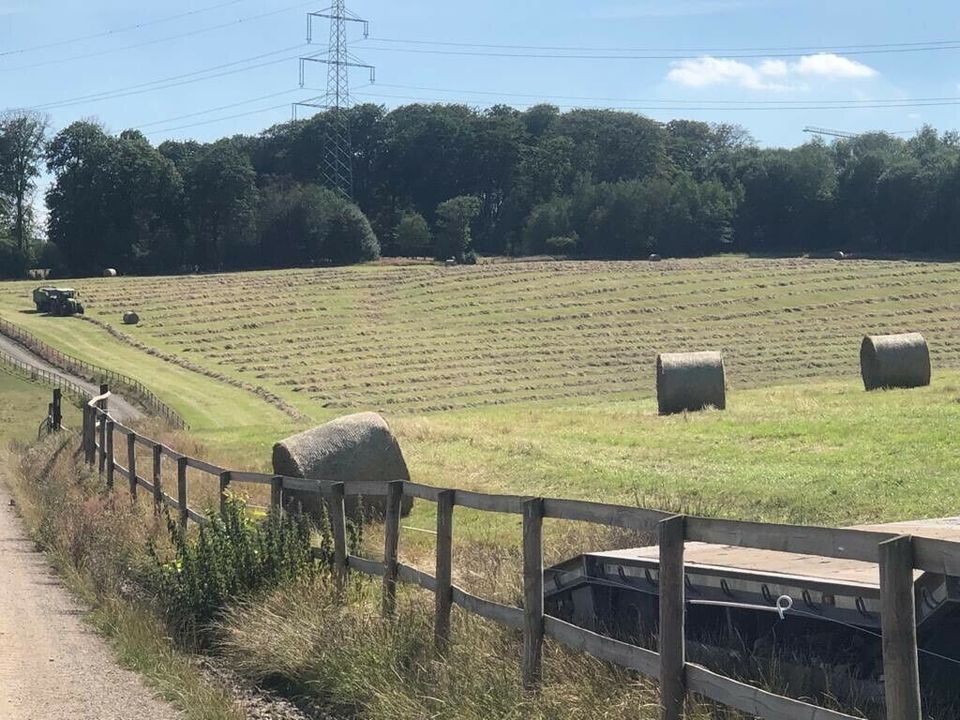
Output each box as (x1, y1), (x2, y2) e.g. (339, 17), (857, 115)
(0, 347), (90, 401)
(1, 317), (186, 428)
(80, 391), (958, 720)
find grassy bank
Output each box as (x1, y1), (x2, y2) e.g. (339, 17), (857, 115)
(0, 373), (243, 720)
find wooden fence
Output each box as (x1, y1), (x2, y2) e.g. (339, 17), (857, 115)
(80, 389), (959, 720)
(0, 317), (186, 428)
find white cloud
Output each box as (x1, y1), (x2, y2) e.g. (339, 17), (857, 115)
(667, 53), (878, 92)
(793, 53), (877, 79)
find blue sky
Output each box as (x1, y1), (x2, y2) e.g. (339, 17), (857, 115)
(0, 0), (958, 150)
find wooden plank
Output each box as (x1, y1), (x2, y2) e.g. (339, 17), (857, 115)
(542, 498), (669, 534)
(185, 456), (225, 476)
(543, 615), (659, 679)
(686, 516), (892, 564)
(659, 515), (686, 720)
(152, 444), (163, 516)
(382, 480), (403, 616)
(347, 555), (385, 577)
(105, 419), (115, 489)
(405, 482), (442, 502)
(456, 489), (525, 514)
(219, 471), (231, 517)
(879, 536), (922, 720)
(281, 476), (322, 493)
(186, 507), (208, 525)
(686, 663), (860, 720)
(343, 479), (390, 497)
(136, 475), (154, 493)
(912, 536), (960, 576)
(127, 432), (137, 501)
(435, 489), (454, 652)
(328, 482), (348, 591)
(113, 463), (130, 480)
(397, 562), (437, 592)
(228, 471), (275, 485)
(270, 475), (283, 511)
(176, 456), (188, 530)
(522, 497), (544, 690)
(451, 586), (524, 629)
(98, 413), (107, 474)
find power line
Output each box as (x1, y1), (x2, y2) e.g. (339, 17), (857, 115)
(359, 43), (960, 61)
(0, 0), (250, 58)
(374, 82), (960, 107)
(367, 35), (960, 56)
(353, 89), (960, 112)
(135, 89), (305, 129)
(30, 45), (315, 111)
(143, 102), (295, 136)
(0, 1), (317, 73)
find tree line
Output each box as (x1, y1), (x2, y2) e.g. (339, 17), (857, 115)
(1, 103), (959, 279)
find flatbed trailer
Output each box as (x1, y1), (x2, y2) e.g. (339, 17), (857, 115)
(545, 516), (960, 702)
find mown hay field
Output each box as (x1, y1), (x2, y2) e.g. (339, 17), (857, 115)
(4, 256), (960, 530)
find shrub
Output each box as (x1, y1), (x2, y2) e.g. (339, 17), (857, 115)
(324, 201), (381, 264)
(395, 211), (432, 257)
(147, 495), (316, 638)
(544, 235), (577, 255)
(433, 195), (480, 260)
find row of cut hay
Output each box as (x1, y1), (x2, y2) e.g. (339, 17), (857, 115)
(657, 332), (931, 415)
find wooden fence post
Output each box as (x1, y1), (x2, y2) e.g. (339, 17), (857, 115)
(81, 405), (91, 462)
(435, 489), (455, 653)
(879, 535), (922, 720)
(105, 419), (115, 489)
(152, 444), (163, 515)
(522, 497), (544, 691)
(219, 471), (231, 517)
(99, 383), (109, 414)
(659, 515), (687, 720)
(328, 482), (348, 594)
(270, 475), (283, 512)
(98, 411), (107, 474)
(176, 457), (188, 531)
(382, 480), (404, 617)
(127, 432), (137, 501)
(52, 388), (62, 430)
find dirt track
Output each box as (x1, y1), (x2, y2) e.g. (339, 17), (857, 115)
(0, 332), (141, 423)
(0, 453), (180, 719)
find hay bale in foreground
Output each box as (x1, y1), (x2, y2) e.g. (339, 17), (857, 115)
(656, 351), (726, 415)
(103, 268), (118, 277)
(860, 333), (930, 391)
(272, 412), (413, 520)
(122, 311), (139, 325)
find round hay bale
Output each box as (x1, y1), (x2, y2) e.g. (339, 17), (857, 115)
(648, 253), (662, 262)
(656, 351), (726, 415)
(831, 251), (846, 260)
(122, 311), (139, 325)
(103, 268), (118, 277)
(860, 333), (930, 391)
(272, 412), (413, 521)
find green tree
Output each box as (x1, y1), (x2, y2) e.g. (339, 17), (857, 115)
(395, 212), (432, 257)
(183, 141), (258, 270)
(323, 200), (380, 264)
(434, 195), (481, 260)
(0, 111), (48, 253)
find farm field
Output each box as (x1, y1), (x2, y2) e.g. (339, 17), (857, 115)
(3, 256), (960, 531)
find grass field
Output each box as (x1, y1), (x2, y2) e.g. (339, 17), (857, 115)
(2, 256), (960, 531)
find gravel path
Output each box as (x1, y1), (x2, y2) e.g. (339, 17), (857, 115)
(0, 332), (142, 423)
(0, 454), (180, 719)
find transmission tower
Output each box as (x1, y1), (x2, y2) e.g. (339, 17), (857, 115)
(296, 2), (375, 198)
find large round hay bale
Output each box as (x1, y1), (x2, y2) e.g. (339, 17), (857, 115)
(122, 311), (139, 325)
(648, 253), (662, 262)
(656, 351), (726, 415)
(272, 412), (413, 521)
(831, 251), (846, 260)
(860, 333), (930, 391)
(103, 268), (118, 277)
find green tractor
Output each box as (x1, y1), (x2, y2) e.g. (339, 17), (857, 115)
(33, 287), (85, 316)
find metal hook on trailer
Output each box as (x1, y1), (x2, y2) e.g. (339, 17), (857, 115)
(688, 594), (794, 621)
